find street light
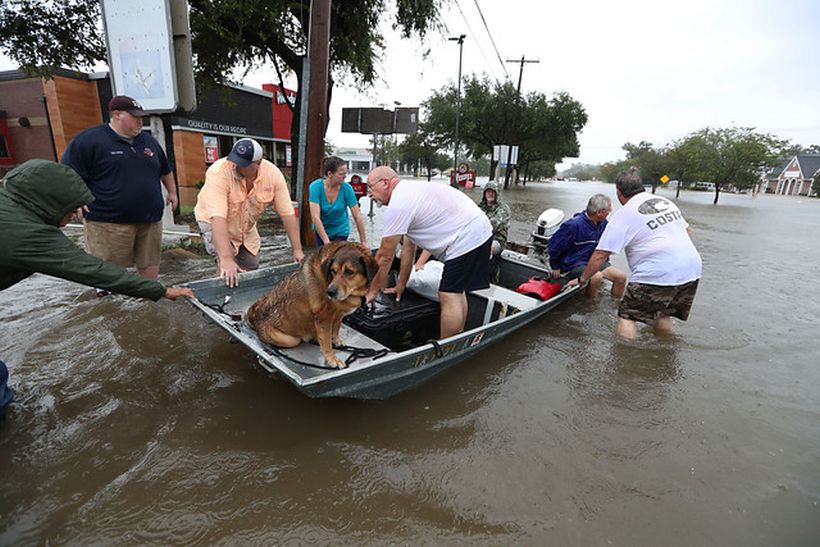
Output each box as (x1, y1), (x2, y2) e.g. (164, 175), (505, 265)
(449, 34), (466, 185)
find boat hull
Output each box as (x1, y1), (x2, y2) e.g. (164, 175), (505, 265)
(184, 252), (581, 400)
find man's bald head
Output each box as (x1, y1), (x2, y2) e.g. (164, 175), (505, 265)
(366, 165), (399, 206)
(367, 166), (396, 185)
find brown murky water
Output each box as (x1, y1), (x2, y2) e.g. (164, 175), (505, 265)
(1, 180), (819, 545)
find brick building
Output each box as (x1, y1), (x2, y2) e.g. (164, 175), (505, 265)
(762, 155), (820, 196)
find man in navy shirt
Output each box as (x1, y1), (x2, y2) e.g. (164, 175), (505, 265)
(62, 95), (177, 284)
(548, 193), (627, 298)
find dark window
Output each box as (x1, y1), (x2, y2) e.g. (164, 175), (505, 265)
(275, 142), (288, 167)
(218, 135), (234, 158)
(261, 139), (274, 162)
(0, 135), (9, 158)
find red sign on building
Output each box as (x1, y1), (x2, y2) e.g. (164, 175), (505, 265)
(262, 84), (296, 141)
(203, 135), (218, 163)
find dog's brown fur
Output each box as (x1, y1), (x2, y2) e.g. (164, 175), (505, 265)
(247, 241), (377, 368)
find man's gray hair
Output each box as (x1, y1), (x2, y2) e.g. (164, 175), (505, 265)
(616, 166), (644, 198)
(586, 194), (611, 214)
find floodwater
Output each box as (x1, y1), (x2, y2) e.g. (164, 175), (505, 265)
(1, 180), (818, 545)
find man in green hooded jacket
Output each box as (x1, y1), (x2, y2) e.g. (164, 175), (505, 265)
(0, 160), (193, 417)
(478, 181), (511, 257)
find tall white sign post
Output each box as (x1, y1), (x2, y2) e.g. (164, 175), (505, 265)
(101, 0), (195, 232)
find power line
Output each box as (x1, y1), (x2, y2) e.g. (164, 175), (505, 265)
(471, 0), (509, 79)
(452, 0), (500, 81)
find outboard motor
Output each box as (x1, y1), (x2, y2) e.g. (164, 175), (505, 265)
(531, 208), (564, 261)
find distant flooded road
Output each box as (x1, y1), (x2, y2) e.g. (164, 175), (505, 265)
(1, 180), (818, 545)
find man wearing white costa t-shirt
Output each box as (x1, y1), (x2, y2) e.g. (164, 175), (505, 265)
(576, 167), (702, 339)
(365, 166), (493, 339)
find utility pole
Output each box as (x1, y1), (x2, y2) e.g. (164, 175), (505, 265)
(503, 55), (539, 189)
(449, 34), (466, 186)
(300, 0), (331, 246)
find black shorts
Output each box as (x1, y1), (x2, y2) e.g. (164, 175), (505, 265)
(439, 237), (492, 293)
(618, 279), (700, 324)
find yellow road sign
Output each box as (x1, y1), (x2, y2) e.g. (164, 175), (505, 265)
(660, 175), (670, 184)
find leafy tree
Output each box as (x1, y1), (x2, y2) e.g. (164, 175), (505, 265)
(562, 162), (601, 181)
(528, 160), (557, 181)
(778, 142), (820, 157)
(467, 155), (490, 177)
(423, 75), (587, 187)
(618, 141), (674, 193)
(398, 127), (447, 180)
(598, 162), (623, 184)
(669, 127), (784, 203)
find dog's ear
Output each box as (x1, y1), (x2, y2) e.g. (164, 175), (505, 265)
(321, 252), (335, 282)
(360, 251), (378, 283)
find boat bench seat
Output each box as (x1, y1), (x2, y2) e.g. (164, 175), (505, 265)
(470, 284), (539, 324)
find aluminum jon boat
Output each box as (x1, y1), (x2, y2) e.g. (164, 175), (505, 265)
(185, 250), (582, 400)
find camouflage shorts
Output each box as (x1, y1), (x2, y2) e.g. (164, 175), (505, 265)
(618, 279), (699, 324)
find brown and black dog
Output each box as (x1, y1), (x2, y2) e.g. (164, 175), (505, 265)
(247, 241), (377, 368)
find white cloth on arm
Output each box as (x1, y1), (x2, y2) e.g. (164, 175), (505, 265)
(596, 192), (702, 285)
(381, 180), (492, 261)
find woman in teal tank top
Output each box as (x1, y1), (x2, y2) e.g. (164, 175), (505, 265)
(309, 156), (368, 248)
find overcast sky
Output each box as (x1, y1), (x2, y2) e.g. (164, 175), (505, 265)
(283, 0), (820, 170)
(3, 0), (818, 171)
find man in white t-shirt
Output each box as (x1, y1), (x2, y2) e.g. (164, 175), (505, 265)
(364, 166), (493, 339)
(575, 166), (702, 339)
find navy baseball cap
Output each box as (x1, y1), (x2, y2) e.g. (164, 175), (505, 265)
(228, 138), (264, 167)
(108, 95), (147, 117)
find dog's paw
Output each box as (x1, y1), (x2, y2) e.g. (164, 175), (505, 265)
(325, 354), (347, 369)
(332, 336), (345, 347)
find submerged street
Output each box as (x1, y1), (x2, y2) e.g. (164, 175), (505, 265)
(1, 180), (818, 545)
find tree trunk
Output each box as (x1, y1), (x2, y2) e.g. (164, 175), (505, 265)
(714, 184), (721, 204)
(675, 179), (681, 198)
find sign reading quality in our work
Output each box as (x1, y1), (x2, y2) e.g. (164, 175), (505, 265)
(101, 0), (178, 112)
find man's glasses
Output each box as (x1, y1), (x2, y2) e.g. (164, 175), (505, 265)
(366, 176), (391, 195)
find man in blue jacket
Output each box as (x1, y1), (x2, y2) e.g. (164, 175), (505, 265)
(548, 193), (626, 298)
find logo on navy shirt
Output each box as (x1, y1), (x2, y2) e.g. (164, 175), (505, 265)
(143, 148), (154, 157)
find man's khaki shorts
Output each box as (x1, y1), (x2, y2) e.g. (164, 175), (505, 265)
(197, 221), (259, 271)
(618, 279), (699, 324)
(84, 220), (162, 269)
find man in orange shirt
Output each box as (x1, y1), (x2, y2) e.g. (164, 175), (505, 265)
(194, 138), (304, 287)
